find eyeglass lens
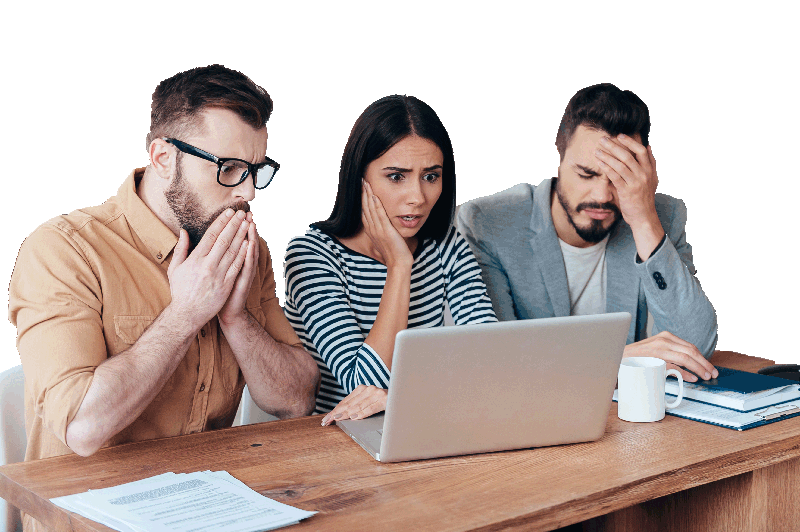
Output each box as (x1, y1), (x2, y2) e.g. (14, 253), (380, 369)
(218, 161), (275, 189)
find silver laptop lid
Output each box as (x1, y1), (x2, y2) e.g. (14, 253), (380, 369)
(378, 313), (631, 462)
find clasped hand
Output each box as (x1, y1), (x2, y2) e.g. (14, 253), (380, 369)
(167, 208), (259, 332)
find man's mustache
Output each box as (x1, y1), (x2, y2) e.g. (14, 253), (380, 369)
(576, 202), (620, 215)
(230, 201), (251, 213)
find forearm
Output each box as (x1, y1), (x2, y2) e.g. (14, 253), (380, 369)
(363, 264), (411, 369)
(220, 311), (319, 418)
(65, 305), (197, 456)
(640, 238), (718, 358)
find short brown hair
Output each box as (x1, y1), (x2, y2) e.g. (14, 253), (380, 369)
(145, 64), (273, 150)
(555, 83), (650, 161)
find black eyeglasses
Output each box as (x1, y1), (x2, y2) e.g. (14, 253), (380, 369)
(164, 138), (279, 190)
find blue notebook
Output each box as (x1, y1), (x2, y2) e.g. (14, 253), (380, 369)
(665, 367), (800, 411)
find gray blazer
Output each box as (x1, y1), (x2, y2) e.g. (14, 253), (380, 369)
(456, 178), (718, 358)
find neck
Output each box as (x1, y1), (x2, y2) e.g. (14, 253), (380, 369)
(139, 167), (181, 236)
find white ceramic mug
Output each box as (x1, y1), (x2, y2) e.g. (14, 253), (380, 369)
(618, 357), (684, 422)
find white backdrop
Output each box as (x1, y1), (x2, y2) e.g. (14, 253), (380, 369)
(1, 1), (797, 374)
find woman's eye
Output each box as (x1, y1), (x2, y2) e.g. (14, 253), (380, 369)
(578, 174), (592, 180)
(387, 173), (403, 182)
(221, 165), (237, 174)
(423, 173), (440, 183)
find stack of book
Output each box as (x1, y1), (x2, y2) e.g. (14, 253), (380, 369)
(662, 367), (800, 430)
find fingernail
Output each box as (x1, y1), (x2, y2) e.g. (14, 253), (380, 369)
(237, 211), (245, 219)
(333, 413), (343, 420)
(595, 149), (602, 156)
(350, 413), (358, 420)
(712, 369), (719, 378)
(704, 372), (711, 380)
(601, 137), (610, 143)
(225, 209), (234, 217)
(321, 416), (329, 425)
(618, 133), (628, 139)
(689, 375), (698, 382)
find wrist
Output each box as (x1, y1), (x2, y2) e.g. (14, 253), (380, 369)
(160, 303), (206, 340)
(219, 308), (252, 331)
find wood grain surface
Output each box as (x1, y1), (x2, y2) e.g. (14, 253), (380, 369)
(2, 351), (798, 532)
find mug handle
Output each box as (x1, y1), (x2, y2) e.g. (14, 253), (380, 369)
(665, 369), (683, 408)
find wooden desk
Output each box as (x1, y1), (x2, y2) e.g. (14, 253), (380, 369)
(1, 351), (798, 532)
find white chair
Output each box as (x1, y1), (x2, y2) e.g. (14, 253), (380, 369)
(232, 385), (278, 426)
(0, 365), (26, 532)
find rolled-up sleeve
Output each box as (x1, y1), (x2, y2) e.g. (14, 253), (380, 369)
(9, 224), (105, 446)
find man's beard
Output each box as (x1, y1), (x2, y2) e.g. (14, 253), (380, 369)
(165, 161), (250, 250)
(555, 177), (621, 244)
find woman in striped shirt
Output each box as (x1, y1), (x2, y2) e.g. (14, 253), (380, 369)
(284, 95), (496, 424)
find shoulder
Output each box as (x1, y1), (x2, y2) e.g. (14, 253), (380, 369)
(17, 202), (120, 264)
(459, 183), (536, 226)
(653, 193), (688, 232)
(285, 227), (344, 270)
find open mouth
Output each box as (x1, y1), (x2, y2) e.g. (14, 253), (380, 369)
(398, 215), (423, 228)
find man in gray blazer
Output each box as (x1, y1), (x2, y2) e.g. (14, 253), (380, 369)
(457, 83), (718, 383)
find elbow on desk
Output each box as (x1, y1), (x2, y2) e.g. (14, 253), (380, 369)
(65, 421), (107, 457)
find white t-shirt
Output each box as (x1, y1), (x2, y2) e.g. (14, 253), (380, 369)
(558, 236), (609, 316)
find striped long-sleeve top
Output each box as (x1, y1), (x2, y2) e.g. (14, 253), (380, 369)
(284, 225), (497, 413)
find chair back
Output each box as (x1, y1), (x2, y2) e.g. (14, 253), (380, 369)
(0, 364), (26, 532)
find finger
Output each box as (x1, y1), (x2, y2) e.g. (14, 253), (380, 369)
(207, 211), (246, 265)
(321, 386), (369, 426)
(238, 238), (257, 288)
(595, 146), (634, 184)
(614, 134), (648, 159)
(648, 145), (657, 176)
(224, 238), (249, 285)
(348, 392), (386, 420)
(615, 134), (652, 175)
(653, 341), (711, 382)
(653, 332), (717, 379)
(362, 183), (377, 232)
(597, 158), (627, 190)
(219, 214), (250, 272)
(666, 363), (698, 383)
(194, 208), (236, 257)
(599, 136), (640, 173)
(169, 229), (190, 275)
(248, 220), (260, 264)
(370, 193), (392, 230)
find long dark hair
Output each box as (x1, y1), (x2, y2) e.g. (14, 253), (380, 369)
(316, 95), (456, 242)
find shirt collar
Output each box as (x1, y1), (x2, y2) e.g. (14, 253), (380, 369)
(116, 169), (178, 264)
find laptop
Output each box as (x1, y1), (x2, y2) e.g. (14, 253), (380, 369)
(338, 312), (631, 462)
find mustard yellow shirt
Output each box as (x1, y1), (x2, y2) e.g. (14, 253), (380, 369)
(9, 168), (299, 459)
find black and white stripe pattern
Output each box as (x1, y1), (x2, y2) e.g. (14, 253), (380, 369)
(284, 225), (497, 413)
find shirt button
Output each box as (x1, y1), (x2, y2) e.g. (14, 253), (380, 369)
(156, 252), (163, 260)
(199, 383), (205, 392)
(200, 329), (206, 338)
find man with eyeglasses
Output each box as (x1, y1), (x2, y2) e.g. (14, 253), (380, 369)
(9, 66), (319, 523)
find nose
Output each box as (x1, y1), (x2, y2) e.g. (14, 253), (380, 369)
(234, 172), (256, 202)
(591, 176), (615, 205)
(405, 178), (425, 206)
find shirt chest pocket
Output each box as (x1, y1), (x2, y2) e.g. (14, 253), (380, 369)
(113, 315), (156, 353)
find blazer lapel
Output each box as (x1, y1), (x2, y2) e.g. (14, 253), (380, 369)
(605, 221), (640, 338)
(530, 179), (570, 317)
